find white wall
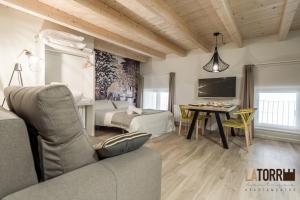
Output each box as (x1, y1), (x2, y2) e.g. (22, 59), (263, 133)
(45, 51), (94, 99)
(0, 5), (45, 102)
(0, 5), (95, 103)
(44, 28), (95, 99)
(141, 30), (300, 106)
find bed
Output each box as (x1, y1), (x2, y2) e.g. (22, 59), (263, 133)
(95, 100), (175, 138)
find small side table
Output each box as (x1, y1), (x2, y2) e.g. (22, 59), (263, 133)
(77, 98), (95, 136)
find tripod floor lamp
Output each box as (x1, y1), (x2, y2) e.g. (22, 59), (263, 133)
(2, 49), (36, 106)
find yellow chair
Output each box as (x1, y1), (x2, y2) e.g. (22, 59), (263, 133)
(222, 108), (256, 151)
(195, 114), (207, 140)
(178, 105), (193, 136)
(178, 105), (208, 140)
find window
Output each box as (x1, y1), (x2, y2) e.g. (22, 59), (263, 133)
(253, 64), (300, 133)
(257, 93), (296, 127)
(255, 90), (299, 132)
(143, 89), (169, 110)
(143, 74), (169, 110)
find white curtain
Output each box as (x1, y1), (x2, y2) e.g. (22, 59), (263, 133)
(143, 74), (169, 110)
(253, 63), (300, 132)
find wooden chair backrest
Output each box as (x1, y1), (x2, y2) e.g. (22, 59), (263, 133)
(179, 105), (190, 119)
(234, 108), (257, 127)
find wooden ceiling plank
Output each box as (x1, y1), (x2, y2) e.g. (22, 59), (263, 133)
(123, 0), (208, 52)
(73, 0), (187, 56)
(278, 0), (300, 40)
(210, 0), (242, 47)
(0, 0), (166, 59)
(94, 39), (149, 62)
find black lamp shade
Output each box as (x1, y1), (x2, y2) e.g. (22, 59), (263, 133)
(203, 34), (229, 73)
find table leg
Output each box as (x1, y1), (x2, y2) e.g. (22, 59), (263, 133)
(187, 110), (199, 140)
(215, 112), (229, 149)
(225, 112), (236, 136)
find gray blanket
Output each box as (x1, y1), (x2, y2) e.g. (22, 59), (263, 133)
(111, 109), (165, 128)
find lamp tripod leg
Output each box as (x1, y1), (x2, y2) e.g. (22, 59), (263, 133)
(18, 71), (23, 86)
(1, 69), (17, 107)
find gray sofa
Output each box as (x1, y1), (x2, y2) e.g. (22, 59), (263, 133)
(0, 86), (161, 200)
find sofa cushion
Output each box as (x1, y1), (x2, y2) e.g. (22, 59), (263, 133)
(2, 162), (116, 200)
(94, 132), (151, 158)
(100, 147), (161, 200)
(4, 85), (98, 180)
(0, 107), (38, 199)
(3, 148), (161, 200)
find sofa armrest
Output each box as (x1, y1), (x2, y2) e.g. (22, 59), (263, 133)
(3, 147), (161, 200)
(0, 108), (38, 199)
(2, 162), (116, 200)
(100, 147), (162, 200)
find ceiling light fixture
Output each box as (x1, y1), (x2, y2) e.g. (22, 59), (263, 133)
(203, 32), (229, 73)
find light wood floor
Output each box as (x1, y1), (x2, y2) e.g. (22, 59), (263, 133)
(96, 128), (300, 200)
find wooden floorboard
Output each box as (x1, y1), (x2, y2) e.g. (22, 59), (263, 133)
(96, 129), (300, 200)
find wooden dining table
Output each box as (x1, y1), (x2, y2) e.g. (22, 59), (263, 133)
(184, 104), (238, 149)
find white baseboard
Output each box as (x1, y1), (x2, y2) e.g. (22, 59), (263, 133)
(255, 128), (300, 144)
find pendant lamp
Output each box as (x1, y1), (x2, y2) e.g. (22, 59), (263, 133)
(203, 32), (229, 73)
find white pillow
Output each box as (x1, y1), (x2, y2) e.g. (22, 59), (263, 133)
(127, 105), (142, 115)
(95, 100), (115, 110)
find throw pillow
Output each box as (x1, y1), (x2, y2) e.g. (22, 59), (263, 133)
(4, 85), (98, 180)
(94, 132), (151, 159)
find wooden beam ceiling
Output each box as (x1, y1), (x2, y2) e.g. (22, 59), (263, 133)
(72, 0), (187, 56)
(0, 0), (166, 59)
(115, 0), (208, 52)
(210, 0), (242, 47)
(278, 0), (300, 40)
(3, 0), (300, 59)
(94, 39), (149, 62)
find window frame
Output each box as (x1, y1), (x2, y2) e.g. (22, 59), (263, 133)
(254, 87), (300, 133)
(143, 88), (169, 111)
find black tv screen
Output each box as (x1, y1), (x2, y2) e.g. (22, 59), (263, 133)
(198, 77), (236, 97)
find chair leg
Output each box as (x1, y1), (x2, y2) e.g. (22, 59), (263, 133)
(201, 120), (205, 136)
(244, 127), (250, 152)
(179, 120), (182, 136)
(248, 125), (253, 145)
(195, 121), (199, 140)
(209, 117), (212, 133)
(226, 127), (229, 142)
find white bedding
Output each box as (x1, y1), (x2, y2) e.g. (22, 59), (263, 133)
(95, 109), (175, 138)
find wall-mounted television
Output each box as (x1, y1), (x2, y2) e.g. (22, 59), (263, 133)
(198, 77), (236, 97)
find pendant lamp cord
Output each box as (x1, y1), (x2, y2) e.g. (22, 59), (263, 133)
(214, 32), (225, 48)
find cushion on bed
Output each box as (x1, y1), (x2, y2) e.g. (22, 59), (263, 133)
(113, 101), (131, 109)
(127, 105), (142, 115)
(93, 132), (152, 159)
(95, 100), (115, 110)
